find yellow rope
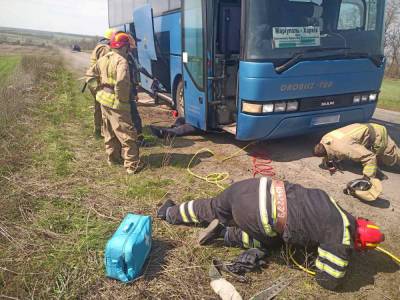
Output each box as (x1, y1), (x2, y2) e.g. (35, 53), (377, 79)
(376, 246), (400, 264)
(186, 148), (229, 190)
(186, 143), (255, 190)
(289, 249), (316, 276)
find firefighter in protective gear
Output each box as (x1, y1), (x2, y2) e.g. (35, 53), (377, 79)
(89, 29), (115, 138)
(157, 177), (385, 291)
(314, 123), (400, 179)
(86, 32), (141, 174)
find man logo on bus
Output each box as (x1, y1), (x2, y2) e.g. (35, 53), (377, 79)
(321, 100), (335, 107)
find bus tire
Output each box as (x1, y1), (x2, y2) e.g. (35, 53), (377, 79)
(176, 80), (185, 118)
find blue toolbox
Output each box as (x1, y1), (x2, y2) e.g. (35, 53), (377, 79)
(104, 214), (152, 283)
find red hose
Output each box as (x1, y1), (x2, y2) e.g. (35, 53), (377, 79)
(252, 151), (275, 177)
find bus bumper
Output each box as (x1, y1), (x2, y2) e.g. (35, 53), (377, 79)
(235, 103), (377, 141)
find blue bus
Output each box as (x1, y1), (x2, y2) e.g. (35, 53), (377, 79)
(108, 0), (386, 141)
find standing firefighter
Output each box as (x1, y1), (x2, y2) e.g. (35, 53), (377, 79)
(157, 177), (385, 291)
(313, 123), (400, 201)
(89, 29), (114, 138)
(125, 33), (155, 147)
(86, 32), (142, 175)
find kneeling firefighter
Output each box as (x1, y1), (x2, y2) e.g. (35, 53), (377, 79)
(313, 123), (400, 202)
(157, 177), (385, 291)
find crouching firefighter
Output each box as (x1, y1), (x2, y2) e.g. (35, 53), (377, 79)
(157, 177), (385, 290)
(86, 32), (142, 175)
(313, 123), (400, 201)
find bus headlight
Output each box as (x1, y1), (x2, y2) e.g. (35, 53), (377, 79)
(274, 102), (287, 112)
(369, 93), (378, 102)
(242, 102), (262, 114)
(287, 101), (299, 112)
(353, 95), (361, 104)
(262, 104), (274, 113)
(361, 95), (369, 102)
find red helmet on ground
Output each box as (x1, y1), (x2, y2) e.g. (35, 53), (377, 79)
(110, 32), (131, 49)
(354, 218), (385, 251)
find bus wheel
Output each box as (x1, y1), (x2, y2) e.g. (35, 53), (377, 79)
(176, 80), (185, 118)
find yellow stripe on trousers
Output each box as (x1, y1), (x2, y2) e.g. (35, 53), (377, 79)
(179, 203), (189, 223)
(188, 201), (199, 223)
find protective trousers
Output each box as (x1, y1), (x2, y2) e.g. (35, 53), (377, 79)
(380, 135), (400, 167)
(90, 88), (103, 133)
(130, 100), (143, 140)
(101, 105), (140, 170)
(166, 178), (282, 249)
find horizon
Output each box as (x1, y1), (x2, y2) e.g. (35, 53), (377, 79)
(0, 25), (100, 38)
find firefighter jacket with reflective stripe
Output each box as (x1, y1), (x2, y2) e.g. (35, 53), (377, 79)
(90, 39), (111, 67)
(321, 123), (388, 178)
(86, 49), (131, 111)
(284, 181), (355, 290)
(165, 177), (356, 291)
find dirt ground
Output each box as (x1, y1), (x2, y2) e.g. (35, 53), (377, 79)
(57, 48), (399, 298)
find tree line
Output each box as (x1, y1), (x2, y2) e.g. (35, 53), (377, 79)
(385, 0), (400, 78)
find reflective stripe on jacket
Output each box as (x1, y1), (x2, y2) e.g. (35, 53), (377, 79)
(86, 50), (131, 111)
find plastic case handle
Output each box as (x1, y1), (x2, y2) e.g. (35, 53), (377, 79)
(123, 222), (134, 233)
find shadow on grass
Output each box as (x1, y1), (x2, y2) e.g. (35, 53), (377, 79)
(142, 151), (213, 169)
(142, 239), (177, 280)
(340, 250), (400, 293)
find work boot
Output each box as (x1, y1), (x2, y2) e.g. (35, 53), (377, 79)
(198, 219), (224, 246)
(150, 125), (165, 139)
(107, 158), (123, 166)
(126, 161), (145, 175)
(157, 199), (176, 220)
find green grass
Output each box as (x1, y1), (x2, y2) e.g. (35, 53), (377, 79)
(379, 78), (400, 112)
(0, 55), (21, 82)
(0, 54), (213, 298)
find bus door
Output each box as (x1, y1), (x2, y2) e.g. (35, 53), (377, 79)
(182, 0), (208, 130)
(133, 4), (157, 92)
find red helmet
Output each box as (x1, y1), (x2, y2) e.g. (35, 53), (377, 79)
(354, 218), (385, 251)
(110, 32), (130, 49)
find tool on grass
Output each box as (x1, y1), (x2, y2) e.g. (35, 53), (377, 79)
(209, 260), (243, 300)
(249, 276), (293, 300)
(81, 82), (87, 93)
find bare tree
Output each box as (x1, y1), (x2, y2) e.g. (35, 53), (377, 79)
(385, 0), (400, 77)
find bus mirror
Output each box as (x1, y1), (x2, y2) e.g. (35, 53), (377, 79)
(183, 52), (188, 63)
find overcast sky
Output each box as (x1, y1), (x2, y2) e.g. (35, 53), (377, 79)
(0, 0), (109, 36)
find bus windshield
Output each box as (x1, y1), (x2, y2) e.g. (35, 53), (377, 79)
(244, 0), (385, 64)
